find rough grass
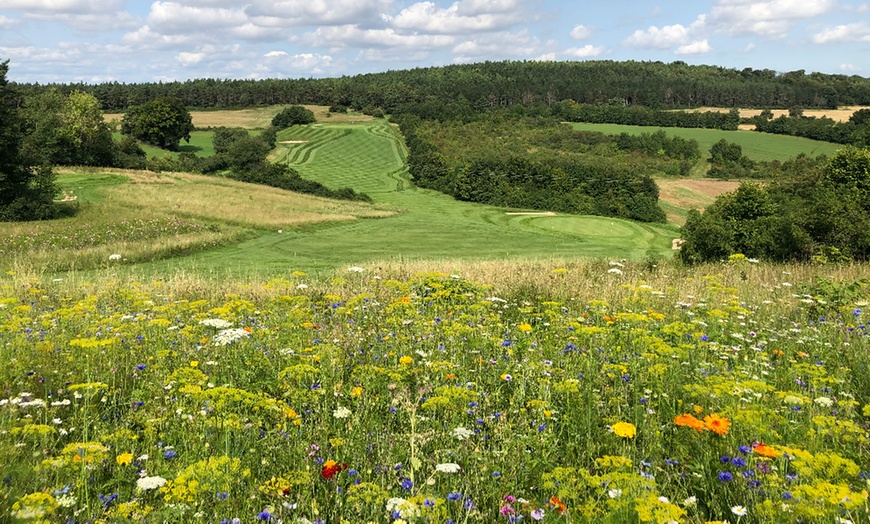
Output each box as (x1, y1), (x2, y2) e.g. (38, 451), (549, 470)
(656, 179), (741, 225)
(104, 105), (374, 130)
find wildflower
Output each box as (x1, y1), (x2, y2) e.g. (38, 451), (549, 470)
(258, 509), (271, 521)
(607, 267), (623, 275)
(518, 323), (532, 332)
(703, 414), (731, 435)
(116, 452), (133, 466)
(137, 475), (167, 491)
(401, 478), (413, 491)
(814, 396), (834, 407)
(674, 413), (705, 431)
(399, 355), (413, 365)
(333, 406), (352, 419)
(452, 427), (473, 440)
(752, 442), (778, 458)
(683, 496), (697, 506)
(435, 463), (461, 473)
(611, 421), (637, 438)
(447, 492), (462, 501)
(549, 496), (566, 514)
(608, 489), (622, 499)
(109, 253), (122, 261)
(530, 508), (545, 520)
(321, 460), (347, 479)
(501, 374), (513, 381)
(718, 471), (733, 482)
(731, 505), (747, 517)
(347, 266), (365, 273)
(164, 449), (177, 460)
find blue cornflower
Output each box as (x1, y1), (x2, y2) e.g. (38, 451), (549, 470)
(163, 449), (177, 460)
(738, 445), (752, 454)
(257, 509), (271, 521)
(492, 471), (502, 478)
(782, 492), (793, 500)
(401, 478), (413, 491)
(720, 455), (731, 463)
(718, 471), (733, 482)
(731, 457), (746, 467)
(447, 491), (462, 501)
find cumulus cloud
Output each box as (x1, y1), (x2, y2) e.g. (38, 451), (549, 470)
(245, 0), (391, 27)
(451, 30), (547, 62)
(1, 0), (123, 14)
(147, 2), (247, 35)
(308, 25), (455, 50)
(675, 39), (711, 54)
(0, 16), (17, 28)
(708, 0), (835, 38)
(392, 0), (528, 34)
(570, 24), (592, 40)
(176, 51), (206, 66)
(623, 20), (698, 49)
(840, 63), (857, 71)
(812, 22), (870, 43)
(564, 44), (605, 58)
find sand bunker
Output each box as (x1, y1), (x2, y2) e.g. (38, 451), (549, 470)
(505, 211), (557, 216)
(279, 140), (309, 144)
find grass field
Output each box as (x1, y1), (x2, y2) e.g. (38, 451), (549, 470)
(569, 123), (842, 162)
(105, 105), (374, 130)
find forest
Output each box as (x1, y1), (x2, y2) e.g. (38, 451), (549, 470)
(11, 60), (870, 112)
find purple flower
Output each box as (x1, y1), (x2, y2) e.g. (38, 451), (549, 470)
(163, 449), (177, 460)
(257, 509), (271, 521)
(718, 471), (733, 482)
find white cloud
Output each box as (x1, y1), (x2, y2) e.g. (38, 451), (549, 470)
(812, 22), (870, 43)
(392, 1), (526, 34)
(564, 44), (605, 58)
(709, 0), (835, 38)
(535, 52), (556, 61)
(264, 50), (288, 57)
(245, 0), (391, 27)
(308, 25), (455, 49)
(675, 39), (711, 54)
(451, 30), (546, 61)
(123, 26), (199, 49)
(1, 0), (122, 14)
(840, 63), (857, 71)
(570, 24), (592, 40)
(147, 2), (247, 35)
(176, 51), (206, 66)
(623, 23), (694, 49)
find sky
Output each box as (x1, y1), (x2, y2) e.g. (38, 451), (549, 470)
(0, 0), (868, 84)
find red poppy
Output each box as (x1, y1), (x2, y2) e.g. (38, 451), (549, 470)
(321, 460), (347, 479)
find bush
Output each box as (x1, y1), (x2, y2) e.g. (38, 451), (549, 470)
(271, 106), (315, 129)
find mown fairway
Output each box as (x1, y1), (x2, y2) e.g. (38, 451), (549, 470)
(145, 122), (678, 275)
(570, 123), (841, 162)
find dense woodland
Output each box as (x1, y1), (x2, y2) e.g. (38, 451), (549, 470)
(11, 60), (870, 112)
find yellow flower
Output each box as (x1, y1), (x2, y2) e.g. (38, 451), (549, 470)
(116, 452), (134, 466)
(518, 323), (532, 332)
(612, 422), (637, 439)
(189, 361), (199, 368)
(399, 355), (413, 366)
(350, 386), (363, 397)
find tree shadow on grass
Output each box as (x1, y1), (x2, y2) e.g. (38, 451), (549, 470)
(177, 144), (203, 154)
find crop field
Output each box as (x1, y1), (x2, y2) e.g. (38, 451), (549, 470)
(105, 105), (374, 130)
(2, 259), (869, 524)
(569, 123), (841, 162)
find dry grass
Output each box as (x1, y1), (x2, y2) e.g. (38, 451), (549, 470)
(104, 105), (375, 129)
(656, 178), (740, 224)
(688, 106), (870, 122)
(102, 171), (395, 229)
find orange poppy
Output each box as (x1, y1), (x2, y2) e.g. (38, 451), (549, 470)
(673, 413), (705, 432)
(703, 413), (731, 436)
(321, 460), (347, 479)
(549, 496), (567, 514)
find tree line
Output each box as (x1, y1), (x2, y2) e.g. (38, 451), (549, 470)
(399, 113), (705, 223)
(680, 147), (870, 264)
(12, 60), (870, 113)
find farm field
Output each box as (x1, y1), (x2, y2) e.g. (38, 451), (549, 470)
(569, 123), (841, 162)
(104, 105), (374, 130)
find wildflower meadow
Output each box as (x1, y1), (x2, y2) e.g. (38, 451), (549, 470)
(1, 258), (868, 524)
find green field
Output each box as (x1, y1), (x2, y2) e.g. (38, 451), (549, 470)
(138, 122), (678, 275)
(570, 123), (842, 162)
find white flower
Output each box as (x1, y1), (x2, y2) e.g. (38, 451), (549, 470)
(434, 463), (461, 473)
(783, 394), (804, 405)
(199, 318), (233, 329)
(731, 505), (747, 516)
(347, 266), (365, 273)
(608, 489), (622, 499)
(607, 267), (623, 275)
(452, 426), (474, 440)
(108, 253), (122, 261)
(386, 497), (420, 519)
(484, 296), (507, 303)
(213, 328), (250, 346)
(658, 496), (670, 504)
(813, 396), (834, 407)
(683, 496), (697, 506)
(608, 261), (624, 267)
(51, 399), (70, 407)
(56, 493), (77, 508)
(333, 406), (352, 419)
(136, 475), (167, 491)
(296, 283), (308, 290)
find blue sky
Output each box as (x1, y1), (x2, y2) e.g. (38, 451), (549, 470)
(1, 0), (868, 83)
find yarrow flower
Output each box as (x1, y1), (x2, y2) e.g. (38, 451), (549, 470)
(452, 426), (474, 440)
(333, 406), (352, 419)
(435, 463), (461, 474)
(136, 476), (167, 491)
